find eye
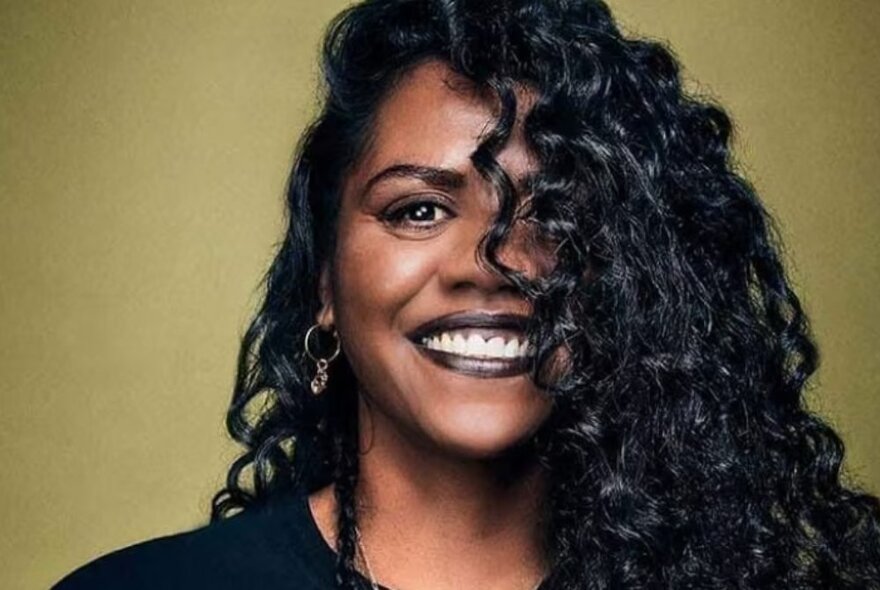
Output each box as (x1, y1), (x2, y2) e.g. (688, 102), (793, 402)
(381, 198), (454, 231)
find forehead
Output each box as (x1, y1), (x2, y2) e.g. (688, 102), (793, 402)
(350, 59), (535, 185)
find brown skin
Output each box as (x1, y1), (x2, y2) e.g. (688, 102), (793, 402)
(310, 60), (554, 590)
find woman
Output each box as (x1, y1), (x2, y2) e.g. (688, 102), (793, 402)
(56, 0), (880, 588)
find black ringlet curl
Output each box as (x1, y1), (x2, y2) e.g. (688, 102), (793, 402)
(211, 0), (880, 587)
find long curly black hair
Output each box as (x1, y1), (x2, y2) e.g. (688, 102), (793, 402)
(211, 0), (880, 587)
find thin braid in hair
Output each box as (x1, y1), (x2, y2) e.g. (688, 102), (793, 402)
(333, 415), (365, 589)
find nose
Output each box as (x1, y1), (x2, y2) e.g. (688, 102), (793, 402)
(438, 216), (549, 297)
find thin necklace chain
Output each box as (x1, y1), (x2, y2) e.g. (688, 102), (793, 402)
(353, 525), (546, 590)
(353, 525), (380, 590)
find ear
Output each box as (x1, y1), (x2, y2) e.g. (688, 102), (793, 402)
(316, 263), (335, 329)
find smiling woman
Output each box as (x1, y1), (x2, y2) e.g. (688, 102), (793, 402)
(322, 62), (553, 463)
(53, 0), (880, 589)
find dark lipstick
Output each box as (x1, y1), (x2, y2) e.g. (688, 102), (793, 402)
(407, 311), (532, 379)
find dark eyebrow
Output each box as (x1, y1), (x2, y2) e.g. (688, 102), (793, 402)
(361, 164), (467, 198)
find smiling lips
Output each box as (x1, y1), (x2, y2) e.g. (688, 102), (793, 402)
(408, 312), (533, 378)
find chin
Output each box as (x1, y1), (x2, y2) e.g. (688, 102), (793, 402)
(426, 408), (547, 461)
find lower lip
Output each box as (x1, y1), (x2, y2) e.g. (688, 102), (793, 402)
(413, 344), (531, 379)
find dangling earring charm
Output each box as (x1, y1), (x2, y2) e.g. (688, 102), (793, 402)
(304, 323), (341, 395)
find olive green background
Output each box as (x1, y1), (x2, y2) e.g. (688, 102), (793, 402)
(1, 1), (877, 587)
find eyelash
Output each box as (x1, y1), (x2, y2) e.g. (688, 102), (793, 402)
(381, 198), (454, 231)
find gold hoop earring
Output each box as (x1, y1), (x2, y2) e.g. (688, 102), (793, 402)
(304, 323), (341, 395)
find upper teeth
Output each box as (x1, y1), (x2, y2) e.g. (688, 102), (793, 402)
(420, 332), (530, 359)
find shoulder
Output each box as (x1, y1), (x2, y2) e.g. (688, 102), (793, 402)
(53, 491), (331, 589)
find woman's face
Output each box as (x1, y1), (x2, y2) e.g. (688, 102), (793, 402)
(320, 60), (554, 460)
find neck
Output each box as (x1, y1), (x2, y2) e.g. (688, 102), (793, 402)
(355, 393), (549, 590)
(309, 392), (550, 590)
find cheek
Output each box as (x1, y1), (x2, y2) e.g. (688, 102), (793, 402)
(332, 225), (438, 328)
(330, 227), (442, 417)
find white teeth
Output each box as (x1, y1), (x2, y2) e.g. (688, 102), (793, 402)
(486, 337), (506, 357)
(503, 338), (520, 358)
(419, 331), (531, 359)
(466, 334), (487, 357)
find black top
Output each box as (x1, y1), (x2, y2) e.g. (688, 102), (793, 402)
(52, 490), (384, 589)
